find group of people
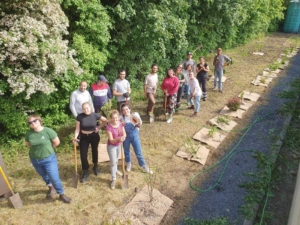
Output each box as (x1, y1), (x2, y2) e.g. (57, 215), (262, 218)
(24, 48), (230, 203)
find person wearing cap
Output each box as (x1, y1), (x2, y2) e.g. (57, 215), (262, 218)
(89, 75), (113, 116)
(113, 70), (131, 113)
(182, 52), (196, 102)
(213, 48), (231, 93)
(70, 81), (94, 118)
(182, 52), (196, 74)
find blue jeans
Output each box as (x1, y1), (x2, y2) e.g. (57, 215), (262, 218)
(194, 95), (201, 112)
(123, 123), (146, 167)
(30, 153), (64, 194)
(214, 70), (223, 90)
(183, 84), (191, 104)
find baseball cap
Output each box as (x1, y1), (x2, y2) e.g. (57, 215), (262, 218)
(98, 75), (107, 82)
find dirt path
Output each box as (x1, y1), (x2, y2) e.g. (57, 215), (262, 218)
(0, 32), (298, 225)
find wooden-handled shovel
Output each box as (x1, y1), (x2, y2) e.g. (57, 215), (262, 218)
(0, 166), (22, 209)
(121, 144), (128, 189)
(72, 140), (79, 188)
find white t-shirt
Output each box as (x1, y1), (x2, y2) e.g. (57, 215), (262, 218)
(144, 73), (158, 94)
(189, 78), (202, 97)
(113, 79), (131, 102)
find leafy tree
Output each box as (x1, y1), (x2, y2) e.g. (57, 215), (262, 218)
(0, 0), (82, 138)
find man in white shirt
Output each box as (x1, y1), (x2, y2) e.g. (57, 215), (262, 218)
(69, 81), (94, 117)
(144, 64), (158, 123)
(113, 70), (131, 113)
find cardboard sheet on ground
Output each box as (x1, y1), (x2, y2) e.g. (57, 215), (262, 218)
(209, 116), (237, 132)
(239, 101), (253, 111)
(262, 71), (277, 78)
(251, 75), (273, 87)
(193, 127), (227, 148)
(253, 52), (264, 55)
(209, 76), (227, 83)
(238, 91), (260, 102)
(111, 186), (173, 225)
(220, 106), (244, 119)
(98, 144), (121, 162)
(176, 145), (210, 165)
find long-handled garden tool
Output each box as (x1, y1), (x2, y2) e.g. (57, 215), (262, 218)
(72, 141), (79, 188)
(191, 44), (203, 54)
(121, 145), (128, 189)
(0, 166), (22, 209)
(164, 94), (168, 121)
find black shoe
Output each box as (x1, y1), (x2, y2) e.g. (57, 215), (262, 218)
(187, 105), (195, 109)
(81, 170), (89, 183)
(93, 165), (100, 176)
(203, 97), (207, 101)
(46, 185), (55, 199)
(59, 194), (72, 204)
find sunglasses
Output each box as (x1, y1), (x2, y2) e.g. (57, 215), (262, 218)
(28, 119), (38, 125)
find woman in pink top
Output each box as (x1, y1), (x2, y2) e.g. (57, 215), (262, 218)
(161, 68), (180, 123)
(106, 110), (126, 189)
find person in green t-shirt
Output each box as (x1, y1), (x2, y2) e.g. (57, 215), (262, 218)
(25, 115), (71, 204)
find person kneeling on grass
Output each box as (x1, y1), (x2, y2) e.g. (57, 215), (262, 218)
(188, 72), (202, 117)
(106, 110), (126, 190)
(120, 104), (153, 174)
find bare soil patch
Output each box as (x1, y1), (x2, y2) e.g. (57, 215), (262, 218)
(0, 32), (299, 225)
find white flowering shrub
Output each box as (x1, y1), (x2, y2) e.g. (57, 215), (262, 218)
(0, 0), (83, 99)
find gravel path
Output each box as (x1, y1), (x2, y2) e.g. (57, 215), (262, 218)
(180, 52), (300, 224)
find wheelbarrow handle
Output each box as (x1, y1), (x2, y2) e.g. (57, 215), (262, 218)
(0, 166), (14, 194)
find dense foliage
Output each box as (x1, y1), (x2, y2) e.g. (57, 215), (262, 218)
(0, 0), (285, 140)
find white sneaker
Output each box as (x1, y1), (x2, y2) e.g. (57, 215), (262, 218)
(167, 117), (173, 123)
(126, 163), (131, 172)
(116, 170), (123, 176)
(111, 180), (116, 190)
(142, 166), (153, 174)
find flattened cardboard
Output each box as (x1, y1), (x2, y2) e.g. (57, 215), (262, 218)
(262, 71), (277, 78)
(193, 127), (226, 148)
(251, 75), (273, 87)
(190, 146), (210, 165)
(209, 116), (237, 132)
(219, 106), (244, 119)
(238, 91), (260, 102)
(176, 145), (210, 165)
(111, 186), (173, 225)
(239, 101), (253, 111)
